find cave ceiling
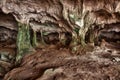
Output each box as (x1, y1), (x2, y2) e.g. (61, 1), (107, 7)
(0, 0), (120, 31)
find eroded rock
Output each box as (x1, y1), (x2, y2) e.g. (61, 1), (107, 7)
(0, 0), (120, 80)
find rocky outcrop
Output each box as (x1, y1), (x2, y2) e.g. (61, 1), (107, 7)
(0, 0), (120, 80)
(3, 47), (120, 80)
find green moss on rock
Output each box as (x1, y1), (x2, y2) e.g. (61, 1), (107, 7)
(16, 23), (33, 63)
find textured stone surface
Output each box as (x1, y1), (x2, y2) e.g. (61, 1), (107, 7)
(3, 47), (120, 80)
(0, 0), (120, 80)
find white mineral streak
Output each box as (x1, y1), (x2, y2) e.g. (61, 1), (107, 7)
(75, 19), (84, 28)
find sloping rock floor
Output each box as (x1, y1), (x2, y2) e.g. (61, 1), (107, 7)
(0, 42), (120, 80)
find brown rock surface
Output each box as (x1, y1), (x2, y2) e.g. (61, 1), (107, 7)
(3, 46), (120, 80)
(0, 0), (120, 80)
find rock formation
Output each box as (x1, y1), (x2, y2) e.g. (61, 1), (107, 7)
(0, 0), (120, 80)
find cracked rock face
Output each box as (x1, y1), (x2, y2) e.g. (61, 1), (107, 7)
(0, 0), (120, 80)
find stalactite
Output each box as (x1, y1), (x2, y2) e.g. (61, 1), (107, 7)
(32, 31), (37, 47)
(16, 23), (33, 63)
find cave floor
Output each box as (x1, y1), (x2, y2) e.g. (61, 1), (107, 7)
(0, 41), (120, 80)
